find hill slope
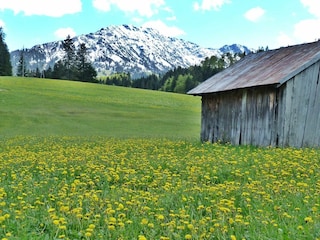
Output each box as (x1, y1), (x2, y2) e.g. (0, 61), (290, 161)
(0, 77), (200, 138)
(10, 25), (251, 78)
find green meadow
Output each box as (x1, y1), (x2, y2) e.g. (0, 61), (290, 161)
(0, 77), (200, 138)
(0, 77), (319, 240)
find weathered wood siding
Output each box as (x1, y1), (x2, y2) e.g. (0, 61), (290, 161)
(201, 86), (277, 146)
(201, 60), (320, 147)
(277, 61), (320, 147)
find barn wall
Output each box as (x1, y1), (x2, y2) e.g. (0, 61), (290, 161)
(277, 61), (320, 147)
(201, 86), (277, 146)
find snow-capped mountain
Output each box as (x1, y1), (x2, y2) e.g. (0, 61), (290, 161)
(10, 25), (250, 78)
(219, 44), (252, 55)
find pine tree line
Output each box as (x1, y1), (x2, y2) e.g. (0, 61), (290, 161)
(15, 35), (97, 82)
(44, 35), (97, 82)
(99, 52), (246, 93)
(1, 27), (249, 94)
(0, 27), (12, 76)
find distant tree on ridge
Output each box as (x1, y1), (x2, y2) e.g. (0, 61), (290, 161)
(0, 27), (12, 76)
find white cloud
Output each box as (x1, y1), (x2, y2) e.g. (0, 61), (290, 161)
(142, 20), (185, 37)
(193, 0), (230, 11)
(300, 0), (320, 18)
(54, 28), (76, 40)
(277, 32), (295, 47)
(290, 0), (320, 44)
(294, 18), (320, 42)
(92, 0), (165, 17)
(0, 0), (82, 17)
(0, 19), (5, 28)
(244, 7), (265, 22)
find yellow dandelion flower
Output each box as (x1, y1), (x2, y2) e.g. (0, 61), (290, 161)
(88, 224), (95, 229)
(297, 225), (304, 230)
(138, 235), (147, 240)
(185, 234), (192, 239)
(304, 216), (313, 223)
(107, 225), (115, 231)
(230, 235), (237, 240)
(187, 224), (194, 230)
(53, 220), (60, 225)
(47, 208), (55, 213)
(141, 218), (148, 225)
(58, 225), (67, 230)
(85, 232), (92, 237)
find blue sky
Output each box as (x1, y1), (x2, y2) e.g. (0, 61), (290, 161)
(0, 0), (319, 51)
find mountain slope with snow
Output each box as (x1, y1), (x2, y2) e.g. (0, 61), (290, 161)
(10, 25), (251, 78)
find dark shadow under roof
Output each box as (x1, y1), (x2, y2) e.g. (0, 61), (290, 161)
(188, 40), (320, 95)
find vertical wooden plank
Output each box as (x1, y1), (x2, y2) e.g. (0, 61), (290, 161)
(301, 62), (320, 146)
(241, 90), (248, 145)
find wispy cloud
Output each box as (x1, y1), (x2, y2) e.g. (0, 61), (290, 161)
(291, 0), (320, 43)
(0, 0), (82, 17)
(0, 19), (5, 28)
(54, 27), (76, 40)
(294, 19), (320, 42)
(92, 0), (165, 18)
(300, 0), (320, 18)
(244, 7), (265, 22)
(276, 32), (294, 47)
(193, 0), (231, 11)
(142, 20), (185, 37)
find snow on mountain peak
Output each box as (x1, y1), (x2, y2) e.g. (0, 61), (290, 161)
(10, 24), (250, 78)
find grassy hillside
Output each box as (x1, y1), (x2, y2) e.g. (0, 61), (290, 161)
(0, 77), (200, 139)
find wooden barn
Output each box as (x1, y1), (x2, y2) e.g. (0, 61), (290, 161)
(188, 41), (320, 148)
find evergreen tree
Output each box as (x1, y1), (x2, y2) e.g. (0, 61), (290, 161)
(76, 43), (97, 82)
(44, 66), (52, 79)
(52, 60), (66, 79)
(0, 27), (12, 76)
(62, 35), (76, 80)
(17, 48), (27, 77)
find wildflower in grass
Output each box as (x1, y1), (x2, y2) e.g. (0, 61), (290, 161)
(58, 225), (67, 230)
(297, 225), (304, 230)
(84, 232), (92, 237)
(304, 216), (313, 223)
(47, 208), (55, 213)
(230, 235), (237, 240)
(138, 235), (147, 240)
(187, 223), (194, 230)
(160, 237), (170, 240)
(185, 234), (192, 239)
(118, 221), (125, 228)
(141, 218), (148, 225)
(53, 219), (60, 225)
(88, 224), (95, 229)
(107, 225), (115, 231)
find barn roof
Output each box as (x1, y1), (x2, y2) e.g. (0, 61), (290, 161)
(188, 40), (320, 95)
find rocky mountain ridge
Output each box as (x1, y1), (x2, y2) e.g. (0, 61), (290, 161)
(10, 25), (252, 78)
